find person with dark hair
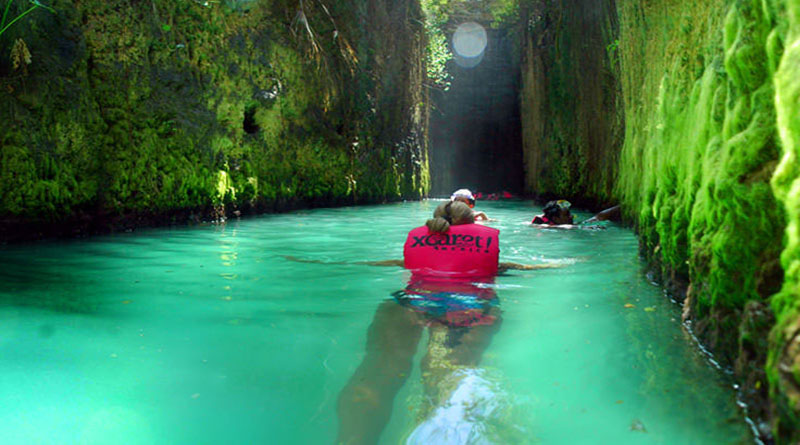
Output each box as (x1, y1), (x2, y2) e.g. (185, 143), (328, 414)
(285, 202), (550, 270)
(531, 199), (574, 225)
(531, 200), (621, 228)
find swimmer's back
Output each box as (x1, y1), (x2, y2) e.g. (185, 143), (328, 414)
(403, 224), (499, 278)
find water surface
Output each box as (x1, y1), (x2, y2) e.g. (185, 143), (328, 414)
(0, 201), (753, 443)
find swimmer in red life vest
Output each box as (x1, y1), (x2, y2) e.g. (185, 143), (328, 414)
(336, 201), (556, 444)
(405, 200), (545, 274)
(531, 200), (621, 229)
(531, 199), (574, 225)
(405, 200), (498, 277)
(348, 201), (548, 272)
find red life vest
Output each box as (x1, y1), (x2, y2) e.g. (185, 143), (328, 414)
(531, 214), (550, 224)
(403, 224), (500, 278)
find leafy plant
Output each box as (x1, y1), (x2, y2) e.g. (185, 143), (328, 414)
(487, 0), (519, 28)
(606, 38), (619, 67)
(10, 37), (30, 72)
(0, 0), (54, 40)
(420, 0), (452, 90)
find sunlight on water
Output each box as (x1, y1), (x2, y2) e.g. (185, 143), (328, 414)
(0, 201), (753, 444)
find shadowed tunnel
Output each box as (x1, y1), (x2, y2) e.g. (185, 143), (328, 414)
(429, 26), (524, 197)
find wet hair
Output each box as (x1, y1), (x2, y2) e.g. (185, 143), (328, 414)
(543, 200), (574, 224)
(426, 201), (475, 233)
(453, 196), (476, 207)
(542, 201), (561, 220)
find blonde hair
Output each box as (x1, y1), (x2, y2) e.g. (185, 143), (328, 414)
(426, 201), (475, 233)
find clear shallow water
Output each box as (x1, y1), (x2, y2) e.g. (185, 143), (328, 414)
(0, 200), (753, 444)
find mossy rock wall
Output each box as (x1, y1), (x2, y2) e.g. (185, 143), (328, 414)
(769, 0), (800, 441)
(0, 0), (430, 240)
(519, 0), (800, 437)
(518, 0), (623, 206)
(613, 0), (789, 430)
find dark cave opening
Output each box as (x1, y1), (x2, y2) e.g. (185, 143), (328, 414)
(429, 26), (524, 198)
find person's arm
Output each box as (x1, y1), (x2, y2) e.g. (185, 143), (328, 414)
(498, 262), (565, 272)
(473, 211), (489, 221)
(583, 205), (621, 223)
(282, 255), (348, 265)
(357, 259), (404, 267)
(530, 223), (578, 229)
(283, 256), (404, 267)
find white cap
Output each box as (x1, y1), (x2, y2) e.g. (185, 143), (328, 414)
(450, 189), (475, 202)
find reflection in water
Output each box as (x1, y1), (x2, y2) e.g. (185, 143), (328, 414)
(337, 275), (512, 444)
(218, 226), (239, 267)
(0, 248), (109, 315)
(218, 226), (239, 301)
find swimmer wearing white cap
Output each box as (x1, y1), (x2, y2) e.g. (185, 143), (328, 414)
(450, 189), (490, 221)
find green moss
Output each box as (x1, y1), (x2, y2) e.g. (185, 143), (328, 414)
(1, 0), (431, 232)
(767, 0), (800, 440)
(519, 0), (623, 204)
(519, 0), (798, 435)
(613, 0), (784, 343)
(595, 0), (800, 435)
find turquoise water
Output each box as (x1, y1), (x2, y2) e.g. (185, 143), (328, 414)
(0, 201), (753, 444)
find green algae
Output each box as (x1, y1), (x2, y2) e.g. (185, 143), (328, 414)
(768, 0), (800, 440)
(519, 0), (798, 436)
(518, 0), (623, 206)
(612, 0), (788, 429)
(0, 0), (430, 236)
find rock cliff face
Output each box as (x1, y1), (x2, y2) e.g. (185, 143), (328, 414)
(518, 0), (800, 439)
(519, 0), (622, 207)
(769, 0), (800, 441)
(0, 0), (429, 240)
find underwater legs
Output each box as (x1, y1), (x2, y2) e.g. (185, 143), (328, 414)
(336, 301), (424, 445)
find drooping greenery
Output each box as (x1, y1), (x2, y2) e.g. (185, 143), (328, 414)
(486, 0), (518, 29)
(5, 0), (800, 438)
(518, 0), (800, 437)
(0, 0), (430, 236)
(0, 0), (53, 40)
(612, 2), (787, 427)
(518, 0), (623, 205)
(419, 0), (522, 91)
(768, 0), (800, 441)
(421, 0), (452, 91)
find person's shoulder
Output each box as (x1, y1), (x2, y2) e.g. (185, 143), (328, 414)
(406, 226), (429, 236)
(449, 223), (499, 234)
(473, 224), (499, 235)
